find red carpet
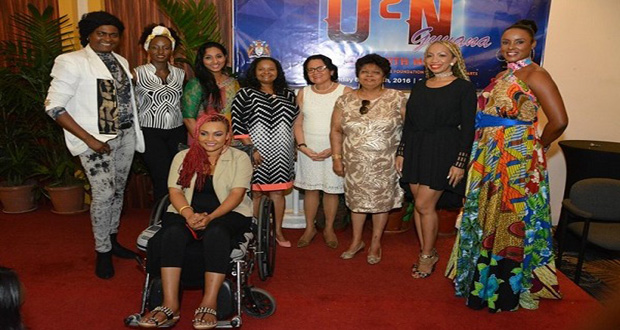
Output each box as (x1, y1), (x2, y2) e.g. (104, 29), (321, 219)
(0, 205), (603, 329)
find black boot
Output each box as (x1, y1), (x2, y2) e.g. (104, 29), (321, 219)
(96, 251), (114, 279)
(110, 233), (138, 259)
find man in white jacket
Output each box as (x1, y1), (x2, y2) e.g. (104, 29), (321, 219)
(45, 11), (145, 279)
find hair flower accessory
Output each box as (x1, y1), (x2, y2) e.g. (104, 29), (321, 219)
(143, 25), (176, 51)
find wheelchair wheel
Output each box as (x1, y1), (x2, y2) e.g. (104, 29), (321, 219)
(256, 196), (276, 280)
(243, 287), (276, 318)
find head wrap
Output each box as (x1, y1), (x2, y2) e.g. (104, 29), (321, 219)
(143, 25), (176, 51)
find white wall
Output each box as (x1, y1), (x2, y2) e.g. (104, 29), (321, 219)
(542, 0), (620, 223)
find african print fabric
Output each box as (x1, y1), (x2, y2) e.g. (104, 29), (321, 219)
(449, 58), (561, 312)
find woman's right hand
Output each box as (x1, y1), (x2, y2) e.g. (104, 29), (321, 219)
(186, 212), (209, 230)
(333, 159), (345, 177)
(300, 146), (320, 161)
(85, 135), (111, 154)
(395, 156), (404, 175)
(252, 149), (264, 168)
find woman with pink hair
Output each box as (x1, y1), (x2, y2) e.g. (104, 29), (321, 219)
(139, 113), (253, 329)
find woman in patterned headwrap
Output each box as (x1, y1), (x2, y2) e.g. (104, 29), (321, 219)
(134, 24), (186, 202)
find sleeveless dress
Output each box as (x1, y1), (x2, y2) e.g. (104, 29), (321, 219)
(335, 89), (406, 213)
(294, 84), (345, 194)
(449, 58), (561, 312)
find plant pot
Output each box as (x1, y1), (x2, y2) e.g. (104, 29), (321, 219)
(45, 184), (87, 214)
(0, 182), (38, 213)
(125, 173), (154, 209)
(385, 202), (413, 234)
(438, 208), (462, 237)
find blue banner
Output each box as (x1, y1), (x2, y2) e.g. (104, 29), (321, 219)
(233, 0), (551, 90)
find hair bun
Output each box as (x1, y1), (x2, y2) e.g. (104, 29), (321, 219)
(515, 19), (538, 34)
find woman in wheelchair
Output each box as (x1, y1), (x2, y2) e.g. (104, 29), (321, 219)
(138, 113), (253, 329)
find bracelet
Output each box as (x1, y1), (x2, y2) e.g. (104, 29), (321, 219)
(178, 205), (193, 215)
(297, 143), (307, 149)
(332, 153), (342, 160)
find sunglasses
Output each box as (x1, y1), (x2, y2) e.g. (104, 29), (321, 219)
(359, 100), (370, 115)
(307, 65), (328, 73)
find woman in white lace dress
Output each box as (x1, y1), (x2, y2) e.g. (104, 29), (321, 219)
(293, 55), (352, 248)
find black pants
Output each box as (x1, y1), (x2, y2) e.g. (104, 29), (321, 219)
(158, 211), (251, 274)
(141, 126), (187, 201)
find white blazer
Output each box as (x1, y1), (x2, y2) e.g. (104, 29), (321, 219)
(45, 44), (145, 156)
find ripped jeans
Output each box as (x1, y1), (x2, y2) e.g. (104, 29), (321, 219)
(79, 128), (136, 252)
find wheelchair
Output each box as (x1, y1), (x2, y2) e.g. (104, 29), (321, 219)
(124, 192), (277, 328)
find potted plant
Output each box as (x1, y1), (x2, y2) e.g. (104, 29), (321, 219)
(0, 124), (39, 213)
(0, 5), (75, 213)
(35, 126), (87, 214)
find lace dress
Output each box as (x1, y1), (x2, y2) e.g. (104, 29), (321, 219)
(294, 84), (345, 193)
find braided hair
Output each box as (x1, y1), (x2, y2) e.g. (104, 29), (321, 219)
(424, 41), (469, 81)
(177, 112), (232, 191)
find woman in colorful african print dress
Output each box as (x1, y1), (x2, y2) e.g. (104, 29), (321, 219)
(183, 42), (239, 138)
(448, 19), (568, 312)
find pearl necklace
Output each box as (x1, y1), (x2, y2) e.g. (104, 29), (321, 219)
(433, 71), (454, 78)
(313, 82), (334, 93)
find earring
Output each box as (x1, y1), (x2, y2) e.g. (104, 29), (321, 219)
(495, 49), (505, 62)
(450, 62), (454, 66)
(530, 49), (536, 60)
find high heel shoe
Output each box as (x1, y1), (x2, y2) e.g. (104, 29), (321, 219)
(367, 248), (382, 265)
(412, 250), (439, 279)
(411, 248), (437, 275)
(276, 238), (291, 248)
(340, 242), (365, 259)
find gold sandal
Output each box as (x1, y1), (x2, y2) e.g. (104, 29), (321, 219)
(193, 306), (217, 329)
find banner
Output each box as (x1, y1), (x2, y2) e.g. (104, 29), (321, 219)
(233, 0), (552, 90)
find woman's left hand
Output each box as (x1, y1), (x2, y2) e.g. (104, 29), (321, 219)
(316, 148), (332, 161)
(447, 166), (465, 188)
(188, 212), (210, 230)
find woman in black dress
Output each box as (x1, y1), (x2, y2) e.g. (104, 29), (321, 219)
(396, 41), (476, 278)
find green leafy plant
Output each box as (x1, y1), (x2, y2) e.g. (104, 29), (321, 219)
(157, 0), (221, 68)
(0, 5), (77, 187)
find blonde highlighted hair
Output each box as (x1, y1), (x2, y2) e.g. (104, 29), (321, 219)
(424, 41), (469, 81)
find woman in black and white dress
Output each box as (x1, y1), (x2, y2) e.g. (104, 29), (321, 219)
(231, 57), (299, 247)
(134, 24), (186, 201)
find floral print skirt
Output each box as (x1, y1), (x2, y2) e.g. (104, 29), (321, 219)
(447, 124), (561, 312)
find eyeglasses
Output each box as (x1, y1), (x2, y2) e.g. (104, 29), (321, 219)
(359, 100), (370, 115)
(307, 65), (328, 73)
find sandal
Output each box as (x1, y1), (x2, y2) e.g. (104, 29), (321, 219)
(410, 248), (437, 276)
(412, 249), (439, 279)
(193, 306), (217, 329)
(138, 306), (179, 328)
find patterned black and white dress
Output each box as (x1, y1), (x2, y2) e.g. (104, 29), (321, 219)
(231, 87), (299, 191)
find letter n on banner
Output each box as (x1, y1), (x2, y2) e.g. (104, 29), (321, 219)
(408, 0), (453, 43)
(326, 0), (370, 43)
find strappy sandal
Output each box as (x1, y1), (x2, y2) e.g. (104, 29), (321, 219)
(412, 249), (439, 279)
(411, 248), (437, 276)
(193, 306), (217, 329)
(138, 306), (179, 328)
